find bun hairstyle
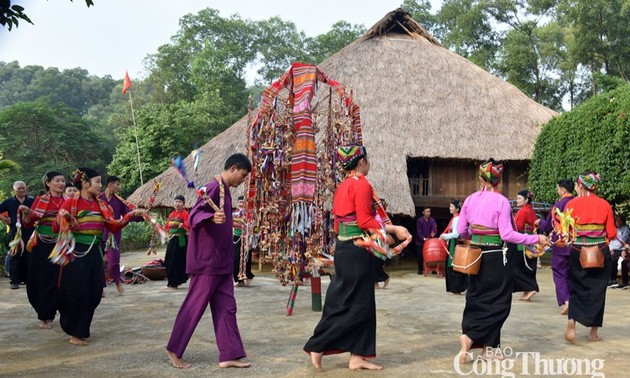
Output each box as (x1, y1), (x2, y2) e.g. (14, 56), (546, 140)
(450, 199), (461, 211)
(42, 171), (64, 191)
(518, 189), (534, 204)
(72, 167), (100, 189)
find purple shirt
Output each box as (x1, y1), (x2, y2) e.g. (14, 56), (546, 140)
(186, 178), (233, 276)
(457, 190), (539, 245)
(100, 193), (138, 249)
(416, 216), (437, 241)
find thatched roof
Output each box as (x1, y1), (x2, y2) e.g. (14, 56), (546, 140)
(129, 8), (557, 216)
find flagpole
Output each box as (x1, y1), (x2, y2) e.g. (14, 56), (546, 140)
(127, 90), (144, 186)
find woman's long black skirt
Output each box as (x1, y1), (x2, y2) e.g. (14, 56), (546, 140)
(374, 257), (389, 283)
(568, 244), (609, 327)
(164, 235), (188, 287)
(462, 245), (513, 348)
(446, 239), (469, 293)
(304, 239), (377, 357)
(58, 242), (103, 339)
(27, 239), (60, 321)
(445, 266), (469, 293)
(510, 243), (539, 293)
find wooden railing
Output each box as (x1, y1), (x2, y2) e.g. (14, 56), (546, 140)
(409, 177), (429, 197)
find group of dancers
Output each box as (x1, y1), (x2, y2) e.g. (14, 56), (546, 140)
(2, 148), (618, 371)
(304, 149), (616, 371)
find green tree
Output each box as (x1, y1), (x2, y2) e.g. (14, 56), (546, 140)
(529, 84), (630, 205)
(305, 21), (366, 64)
(401, 0), (440, 37)
(0, 100), (112, 190)
(495, 21), (566, 109)
(107, 94), (234, 194)
(0, 62), (118, 115)
(1, 0), (93, 31)
(559, 0), (630, 82)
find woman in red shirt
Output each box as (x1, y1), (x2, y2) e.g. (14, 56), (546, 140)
(563, 171), (616, 344)
(164, 195), (189, 289)
(511, 190), (539, 301)
(20, 171), (66, 329)
(304, 145), (411, 371)
(54, 168), (145, 346)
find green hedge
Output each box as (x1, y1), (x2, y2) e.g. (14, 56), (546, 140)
(530, 84), (630, 205)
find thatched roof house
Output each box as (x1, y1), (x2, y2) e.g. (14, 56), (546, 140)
(129, 8), (557, 217)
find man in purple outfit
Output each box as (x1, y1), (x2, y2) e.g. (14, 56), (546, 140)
(99, 175), (142, 296)
(166, 153), (252, 369)
(536, 178), (574, 315)
(415, 207), (437, 274)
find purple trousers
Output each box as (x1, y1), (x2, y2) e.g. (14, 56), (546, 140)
(105, 248), (121, 285)
(166, 274), (246, 362)
(551, 246), (571, 306)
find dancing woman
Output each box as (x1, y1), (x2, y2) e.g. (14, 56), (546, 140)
(304, 145), (411, 371)
(440, 199), (468, 295)
(511, 190), (539, 301)
(456, 159), (548, 361)
(164, 194), (189, 289)
(54, 168), (144, 346)
(563, 171), (615, 343)
(20, 171), (66, 329)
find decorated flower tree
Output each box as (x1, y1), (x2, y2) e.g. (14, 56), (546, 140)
(241, 63), (363, 312)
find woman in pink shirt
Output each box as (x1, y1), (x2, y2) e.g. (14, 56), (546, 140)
(456, 159), (549, 362)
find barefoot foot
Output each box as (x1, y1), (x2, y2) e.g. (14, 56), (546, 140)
(459, 334), (473, 364)
(69, 336), (88, 346)
(565, 319), (576, 344)
(383, 278), (390, 288)
(116, 284), (125, 296)
(38, 320), (53, 329)
(589, 327), (602, 342)
(522, 291), (536, 301)
(310, 352), (323, 371)
(167, 350), (191, 369)
(560, 302), (569, 315)
(348, 355), (382, 370)
(219, 359), (251, 368)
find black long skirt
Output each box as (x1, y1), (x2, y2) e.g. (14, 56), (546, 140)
(304, 240), (377, 357)
(510, 243), (539, 293)
(568, 244), (609, 327)
(164, 235), (188, 287)
(374, 257), (389, 283)
(445, 266), (469, 293)
(462, 245), (512, 348)
(58, 242), (103, 339)
(27, 238), (60, 321)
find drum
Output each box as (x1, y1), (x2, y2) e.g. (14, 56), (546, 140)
(422, 238), (448, 267)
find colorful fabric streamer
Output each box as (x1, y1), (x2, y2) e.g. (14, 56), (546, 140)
(8, 213), (24, 257)
(171, 156), (195, 188)
(553, 207), (577, 247)
(191, 148), (203, 172)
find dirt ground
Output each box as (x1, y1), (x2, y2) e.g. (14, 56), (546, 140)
(1, 249), (628, 378)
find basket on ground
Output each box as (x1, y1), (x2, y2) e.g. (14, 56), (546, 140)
(141, 266), (167, 280)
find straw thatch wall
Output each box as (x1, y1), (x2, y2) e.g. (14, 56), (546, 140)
(128, 8), (557, 216)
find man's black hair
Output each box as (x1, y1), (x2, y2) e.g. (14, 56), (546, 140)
(106, 175), (121, 185)
(224, 153), (252, 172)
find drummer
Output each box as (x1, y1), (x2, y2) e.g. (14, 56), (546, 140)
(416, 207), (437, 274)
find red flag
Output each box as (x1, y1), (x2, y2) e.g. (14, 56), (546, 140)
(122, 70), (132, 94)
